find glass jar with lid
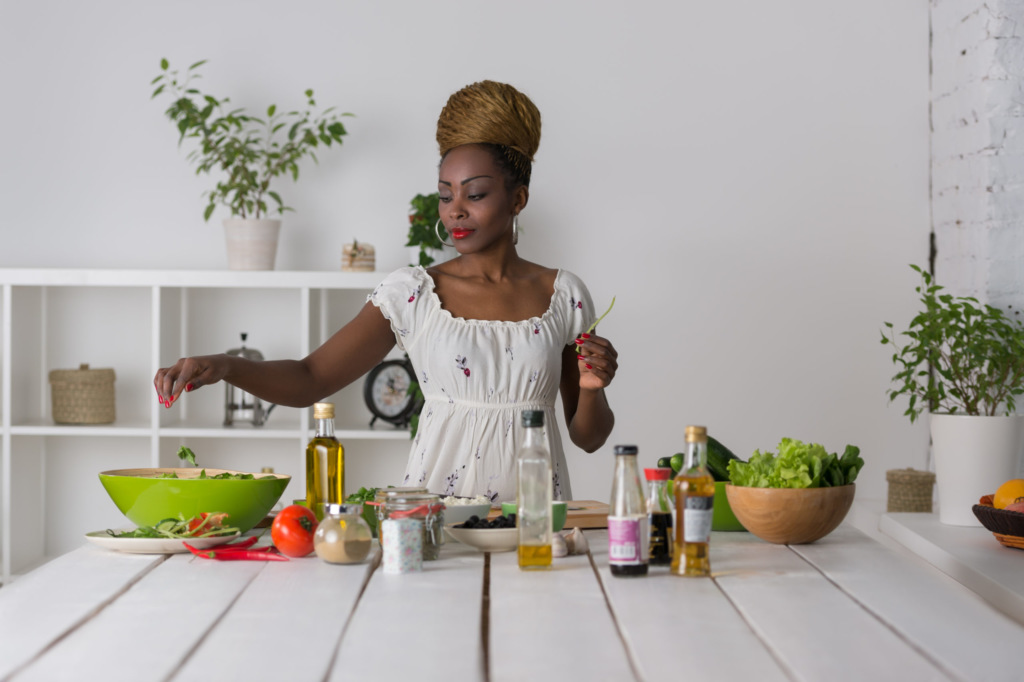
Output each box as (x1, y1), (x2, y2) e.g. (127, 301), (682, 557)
(380, 492), (445, 560)
(373, 487), (428, 543)
(314, 503), (373, 565)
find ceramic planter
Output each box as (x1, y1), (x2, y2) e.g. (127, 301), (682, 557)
(223, 218), (281, 270)
(930, 413), (1024, 526)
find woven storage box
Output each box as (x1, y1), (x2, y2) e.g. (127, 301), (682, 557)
(886, 468), (935, 512)
(49, 363), (115, 424)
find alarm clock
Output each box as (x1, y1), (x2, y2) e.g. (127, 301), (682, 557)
(363, 355), (421, 427)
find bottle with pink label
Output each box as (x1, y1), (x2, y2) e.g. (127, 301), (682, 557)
(608, 444), (649, 577)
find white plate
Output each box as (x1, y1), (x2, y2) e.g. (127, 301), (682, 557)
(85, 530), (241, 554)
(444, 524), (518, 553)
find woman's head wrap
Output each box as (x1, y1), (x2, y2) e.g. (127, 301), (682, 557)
(436, 80), (541, 187)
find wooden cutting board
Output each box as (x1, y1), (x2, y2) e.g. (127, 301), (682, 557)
(489, 500), (610, 529)
(564, 500), (610, 529)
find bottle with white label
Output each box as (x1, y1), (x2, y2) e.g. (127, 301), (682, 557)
(671, 425), (714, 577)
(608, 444), (649, 577)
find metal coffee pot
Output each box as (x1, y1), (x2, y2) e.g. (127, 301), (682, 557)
(223, 333), (276, 426)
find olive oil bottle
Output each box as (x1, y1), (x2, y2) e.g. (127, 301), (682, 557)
(671, 425), (714, 577)
(306, 402), (344, 519)
(517, 410), (553, 570)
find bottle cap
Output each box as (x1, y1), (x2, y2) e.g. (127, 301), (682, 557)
(313, 402), (335, 419)
(685, 425), (707, 443)
(614, 445), (638, 456)
(644, 467), (672, 480)
(521, 410), (544, 427)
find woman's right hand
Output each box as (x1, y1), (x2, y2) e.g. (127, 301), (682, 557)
(153, 354), (230, 408)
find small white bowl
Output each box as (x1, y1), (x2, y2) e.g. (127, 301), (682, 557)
(440, 500), (493, 526)
(444, 524), (518, 553)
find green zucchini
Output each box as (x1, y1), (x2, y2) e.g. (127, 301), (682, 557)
(706, 436), (742, 482)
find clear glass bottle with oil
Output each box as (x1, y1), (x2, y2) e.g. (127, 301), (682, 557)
(306, 402), (344, 519)
(517, 409), (552, 569)
(671, 425), (714, 577)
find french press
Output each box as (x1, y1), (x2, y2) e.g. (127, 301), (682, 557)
(223, 333), (276, 426)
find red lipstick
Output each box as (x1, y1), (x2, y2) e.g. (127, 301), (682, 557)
(451, 228), (473, 240)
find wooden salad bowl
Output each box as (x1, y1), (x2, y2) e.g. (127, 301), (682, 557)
(725, 484), (855, 545)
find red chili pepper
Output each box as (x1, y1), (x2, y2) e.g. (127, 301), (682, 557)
(184, 542), (289, 561)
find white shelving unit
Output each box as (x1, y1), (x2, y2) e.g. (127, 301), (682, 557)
(0, 269), (412, 583)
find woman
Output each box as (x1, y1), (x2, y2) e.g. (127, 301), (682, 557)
(153, 80), (617, 501)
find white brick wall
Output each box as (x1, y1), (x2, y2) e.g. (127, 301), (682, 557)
(931, 0), (1024, 310)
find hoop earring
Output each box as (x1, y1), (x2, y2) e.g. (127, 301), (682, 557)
(435, 219), (454, 248)
(512, 215), (520, 245)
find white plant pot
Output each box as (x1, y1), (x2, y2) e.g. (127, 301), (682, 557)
(223, 218), (281, 271)
(930, 413), (1024, 526)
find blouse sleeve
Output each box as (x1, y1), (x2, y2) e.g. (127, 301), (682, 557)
(557, 270), (597, 347)
(367, 267), (430, 352)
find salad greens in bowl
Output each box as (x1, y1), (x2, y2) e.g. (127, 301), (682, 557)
(99, 447), (289, 534)
(724, 438), (863, 544)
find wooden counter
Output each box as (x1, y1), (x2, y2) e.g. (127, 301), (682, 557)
(1, 524), (1022, 681)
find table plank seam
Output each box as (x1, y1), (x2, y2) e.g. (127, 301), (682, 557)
(710, 568), (801, 682)
(481, 552), (491, 682)
(789, 546), (966, 682)
(163, 557), (270, 682)
(0, 554), (171, 682)
(320, 549), (383, 682)
(586, 548), (643, 682)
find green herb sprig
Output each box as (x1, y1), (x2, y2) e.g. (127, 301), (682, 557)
(577, 296), (616, 353)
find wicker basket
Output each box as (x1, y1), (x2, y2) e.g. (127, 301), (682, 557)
(886, 468), (935, 513)
(973, 494), (1024, 550)
(49, 363), (115, 424)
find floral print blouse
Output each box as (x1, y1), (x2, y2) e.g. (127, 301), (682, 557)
(369, 266), (596, 502)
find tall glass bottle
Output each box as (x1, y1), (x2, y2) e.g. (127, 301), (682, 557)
(306, 402), (344, 519)
(517, 409), (552, 570)
(608, 445), (649, 577)
(645, 467), (674, 566)
(671, 425), (714, 577)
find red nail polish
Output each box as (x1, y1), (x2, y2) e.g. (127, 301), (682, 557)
(581, 333), (591, 339)
(585, 364), (593, 370)
(574, 339), (584, 345)
(577, 354), (586, 361)
(186, 383), (194, 392)
(158, 396), (164, 405)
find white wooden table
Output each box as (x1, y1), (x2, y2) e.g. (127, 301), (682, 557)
(1, 524), (1022, 682)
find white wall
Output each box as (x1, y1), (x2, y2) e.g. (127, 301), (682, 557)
(0, 0), (931, 503)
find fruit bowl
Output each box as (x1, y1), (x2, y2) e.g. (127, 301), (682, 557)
(725, 483), (855, 544)
(972, 494), (1024, 549)
(99, 468), (290, 534)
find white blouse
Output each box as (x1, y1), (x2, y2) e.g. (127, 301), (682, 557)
(369, 266), (596, 502)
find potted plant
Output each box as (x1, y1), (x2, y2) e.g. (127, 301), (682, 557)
(406, 192), (447, 267)
(881, 264), (1024, 525)
(151, 58), (352, 270)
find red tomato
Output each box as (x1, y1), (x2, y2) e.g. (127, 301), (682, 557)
(271, 505), (318, 557)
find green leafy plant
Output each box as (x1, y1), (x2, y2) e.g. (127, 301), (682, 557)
(151, 58), (352, 221)
(406, 192), (445, 266)
(881, 264), (1024, 423)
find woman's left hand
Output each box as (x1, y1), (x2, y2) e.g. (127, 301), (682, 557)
(574, 333), (618, 391)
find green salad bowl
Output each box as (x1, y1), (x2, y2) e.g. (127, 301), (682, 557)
(99, 468), (290, 533)
(712, 481), (746, 532)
